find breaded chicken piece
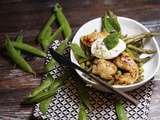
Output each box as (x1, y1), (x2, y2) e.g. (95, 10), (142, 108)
(81, 31), (109, 46)
(113, 52), (139, 84)
(92, 59), (117, 80)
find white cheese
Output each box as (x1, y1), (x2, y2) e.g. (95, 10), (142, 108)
(91, 38), (126, 59)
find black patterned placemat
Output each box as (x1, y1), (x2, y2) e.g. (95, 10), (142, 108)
(33, 40), (154, 120)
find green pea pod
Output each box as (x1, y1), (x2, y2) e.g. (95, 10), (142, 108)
(38, 73), (70, 113)
(27, 76), (52, 98)
(54, 3), (72, 41)
(46, 26), (62, 49)
(115, 101), (128, 120)
(39, 74), (55, 113)
(5, 35), (34, 74)
(45, 26), (53, 38)
(44, 58), (56, 73)
(38, 14), (56, 48)
(124, 32), (160, 44)
(56, 40), (68, 53)
(39, 96), (53, 113)
(44, 40), (68, 72)
(108, 11), (121, 33)
(140, 57), (151, 63)
(12, 42), (47, 58)
(78, 104), (88, 120)
(15, 32), (23, 55)
(127, 44), (157, 54)
(42, 26), (62, 51)
(40, 26), (53, 50)
(22, 79), (62, 104)
(76, 78), (92, 110)
(102, 15), (114, 32)
(71, 43), (88, 63)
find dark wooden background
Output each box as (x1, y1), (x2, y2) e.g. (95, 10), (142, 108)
(0, 0), (160, 119)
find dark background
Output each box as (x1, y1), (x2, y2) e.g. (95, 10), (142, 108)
(0, 0), (160, 119)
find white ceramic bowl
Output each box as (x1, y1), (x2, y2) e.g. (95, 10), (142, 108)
(70, 17), (160, 92)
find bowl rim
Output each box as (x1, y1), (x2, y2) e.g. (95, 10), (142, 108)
(70, 16), (160, 89)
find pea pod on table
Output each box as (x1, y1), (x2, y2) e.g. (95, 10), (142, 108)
(78, 104), (88, 120)
(15, 32), (23, 55)
(40, 26), (53, 50)
(22, 79), (62, 104)
(39, 96), (53, 113)
(38, 14), (56, 49)
(27, 76), (53, 98)
(115, 101), (128, 120)
(12, 41), (47, 58)
(39, 72), (70, 113)
(40, 26), (62, 51)
(54, 3), (72, 40)
(46, 26), (62, 49)
(5, 35), (34, 74)
(76, 78), (92, 111)
(44, 40), (68, 72)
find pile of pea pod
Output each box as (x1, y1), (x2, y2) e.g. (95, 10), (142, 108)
(4, 3), (128, 120)
(4, 3), (91, 119)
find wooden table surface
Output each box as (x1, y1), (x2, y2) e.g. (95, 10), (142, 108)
(0, 0), (160, 119)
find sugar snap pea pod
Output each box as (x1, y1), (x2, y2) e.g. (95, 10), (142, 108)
(46, 26), (62, 48)
(102, 15), (114, 32)
(39, 73), (68, 113)
(125, 32), (160, 44)
(44, 40), (68, 72)
(78, 104), (88, 120)
(43, 26), (62, 50)
(56, 39), (68, 53)
(45, 26), (53, 38)
(108, 11), (121, 33)
(39, 96), (53, 113)
(115, 101), (128, 120)
(15, 32), (23, 55)
(127, 44), (157, 54)
(71, 43), (88, 58)
(126, 48), (140, 62)
(44, 59), (56, 72)
(54, 3), (72, 40)
(38, 14), (56, 47)
(39, 74), (55, 113)
(76, 78), (92, 110)
(5, 35), (34, 74)
(27, 76), (52, 98)
(40, 26), (53, 50)
(12, 42), (47, 57)
(38, 72), (70, 112)
(140, 57), (151, 63)
(22, 79), (62, 104)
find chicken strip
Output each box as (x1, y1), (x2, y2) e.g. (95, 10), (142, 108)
(92, 59), (117, 80)
(113, 52), (139, 84)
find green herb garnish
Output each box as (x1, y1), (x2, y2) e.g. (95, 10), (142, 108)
(103, 32), (119, 50)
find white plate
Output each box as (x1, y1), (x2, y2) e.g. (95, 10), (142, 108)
(70, 17), (160, 92)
